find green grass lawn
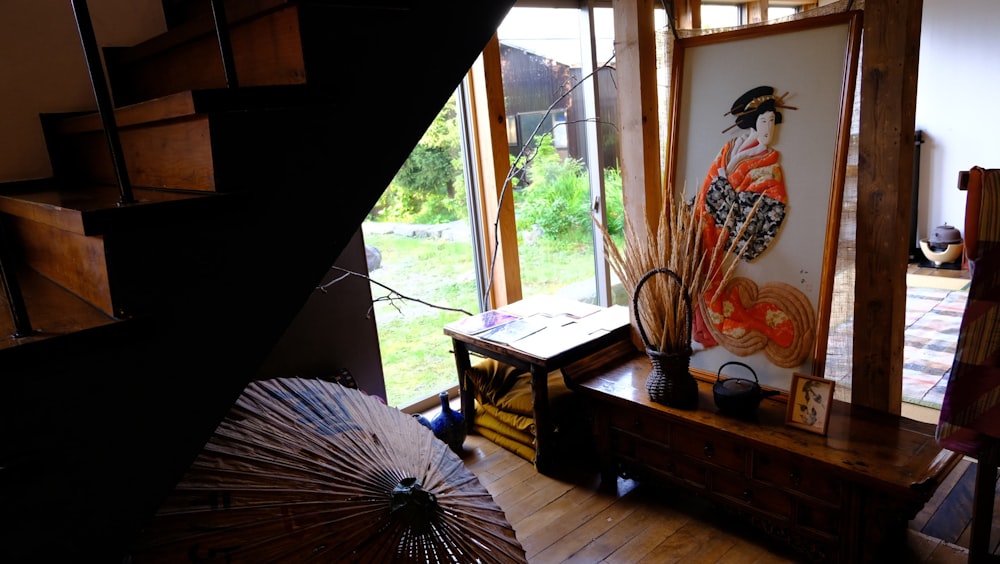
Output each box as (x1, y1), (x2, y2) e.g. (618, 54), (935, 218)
(364, 227), (595, 408)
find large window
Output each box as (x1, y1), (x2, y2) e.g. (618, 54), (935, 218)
(495, 6), (622, 305)
(364, 93), (480, 409)
(367, 4), (621, 409)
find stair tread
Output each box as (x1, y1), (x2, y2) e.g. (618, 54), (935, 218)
(0, 268), (123, 352)
(51, 85), (347, 136)
(53, 91), (200, 134)
(111, 0), (290, 66)
(114, 0), (410, 67)
(0, 180), (235, 235)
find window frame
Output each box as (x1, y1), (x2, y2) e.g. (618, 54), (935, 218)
(462, 2), (622, 310)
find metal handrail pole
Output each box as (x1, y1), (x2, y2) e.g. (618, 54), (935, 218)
(210, 0), (239, 88)
(70, 0), (135, 206)
(0, 223), (32, 338)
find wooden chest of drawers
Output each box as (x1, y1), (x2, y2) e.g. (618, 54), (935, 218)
(564, 351), (961, 563)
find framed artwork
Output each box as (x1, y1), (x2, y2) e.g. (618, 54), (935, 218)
(665, 11), (863, 391)
(785, 373), (835, 435)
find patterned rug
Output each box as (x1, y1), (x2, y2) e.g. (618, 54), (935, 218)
(827, 285), (969, 409)
(902, 286), (969, 408)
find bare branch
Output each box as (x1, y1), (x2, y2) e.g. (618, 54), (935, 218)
(319, 266), (474, 318)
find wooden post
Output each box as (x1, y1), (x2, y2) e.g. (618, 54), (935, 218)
(852, 0), (923, 413)
(614, 0), (663, 231)
(672, 0), (701, 30)
(747, 1), (769, 24)
(468, 34), (522, 309)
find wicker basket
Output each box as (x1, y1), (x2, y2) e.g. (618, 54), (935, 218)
(633, 268), (699, 409)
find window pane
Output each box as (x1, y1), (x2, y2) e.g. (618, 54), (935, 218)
(497, 6), (621, 305)
(365, 93), (479, 409)
(769, 7), (797, 20)
(701, 5), (739, 29)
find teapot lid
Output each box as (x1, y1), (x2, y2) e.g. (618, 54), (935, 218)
(930, 223), (962, 244)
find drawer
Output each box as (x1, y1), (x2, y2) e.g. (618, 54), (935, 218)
(711, 468), (793, 519)
(671, 426), (747, 473)
(752, 450), (842, 505)
(795, 499), (841, 539)
(607, 408), (670, 445)
(610, 428), (637, 458)
(634, 441), (707, 489)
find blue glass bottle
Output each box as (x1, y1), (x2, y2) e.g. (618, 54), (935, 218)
(431, 391), (466, 453)
(412, 413), (433, 430)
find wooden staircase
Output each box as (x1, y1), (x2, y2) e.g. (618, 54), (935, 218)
(0, 1), (513, 560)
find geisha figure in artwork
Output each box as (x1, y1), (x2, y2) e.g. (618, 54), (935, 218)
(692, 85), (816, 368)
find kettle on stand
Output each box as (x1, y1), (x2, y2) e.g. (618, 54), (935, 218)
(919, 223), (963, 268)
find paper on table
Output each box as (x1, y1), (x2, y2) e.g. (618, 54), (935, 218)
(498, 295), (602, 319)
(507, 306), (630, 358)
(573, 305), (629, 332)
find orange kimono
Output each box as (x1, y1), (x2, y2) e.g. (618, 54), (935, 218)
(693, 134), (790, 349)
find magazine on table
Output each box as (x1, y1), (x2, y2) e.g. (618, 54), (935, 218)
(445, 310), (520, 336)
(478, 316), (550, 345)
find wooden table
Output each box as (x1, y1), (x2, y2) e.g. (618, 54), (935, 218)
(444, 298), (631, 474)
(563, 349), (963, 562)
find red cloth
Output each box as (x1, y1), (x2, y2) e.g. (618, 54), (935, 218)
(936, 167), (1000, 456)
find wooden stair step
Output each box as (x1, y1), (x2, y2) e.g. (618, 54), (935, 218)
(0, 178), (235, 235)
(0, 178), (240, 317)
(104, 1), (462, 107)
(44, 87), (331, 193)
(105, 0), (305, 106)
(0, 267), (125, 354)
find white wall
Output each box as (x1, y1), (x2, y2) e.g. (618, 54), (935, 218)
(0, 0), (164, 181)
(915, 0), (1000, 241)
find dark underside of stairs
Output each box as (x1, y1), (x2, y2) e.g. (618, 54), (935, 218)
(0, 1), (515, 560)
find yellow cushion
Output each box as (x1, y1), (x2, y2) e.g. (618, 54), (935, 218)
(475, 403), (535, 444)
(473, 425), (536, 462)
(466, 359), (575, 417)
(465, 359), (526, 406)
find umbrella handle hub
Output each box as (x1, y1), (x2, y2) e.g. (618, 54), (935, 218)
(391, 477), (440, 526)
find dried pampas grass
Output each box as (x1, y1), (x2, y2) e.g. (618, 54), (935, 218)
(595, 186), (756, 353)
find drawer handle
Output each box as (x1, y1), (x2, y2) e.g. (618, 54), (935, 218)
(742, 489), (753, 502)
(789, 469), (802, 485)
(703, 442), (714, 458)
(632, 417), (642, 429)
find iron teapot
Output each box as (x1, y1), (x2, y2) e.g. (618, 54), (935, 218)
(713, 361), (780, 417)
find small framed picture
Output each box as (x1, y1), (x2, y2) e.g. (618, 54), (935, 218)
(785, 373), (835, 435)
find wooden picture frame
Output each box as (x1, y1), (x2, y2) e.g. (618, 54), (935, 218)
(785, 372), (835, 435)
(666, 11), (863, 391)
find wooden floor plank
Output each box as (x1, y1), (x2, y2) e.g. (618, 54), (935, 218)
(924, 462), (978, 543)
(515, 478), (618, 558)
(457, 432), (974, 563)
(483, 457), (541, 495)
(524, 492), (634, 562)
(598, 497), (695, 563)
(638, 519), (719, 563)
(955, 461), (1000, 552)
(499, 472), (579, 524)
(913, 456), (972, 530)
(553, 481), (656, 564)
(990, 474), (1000, 555)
